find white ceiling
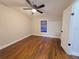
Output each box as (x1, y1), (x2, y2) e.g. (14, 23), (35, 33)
(0, 0), (72, 17)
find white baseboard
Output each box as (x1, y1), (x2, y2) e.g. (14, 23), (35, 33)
(0, 35), (31, 50)
(70, 51), (79, 57)
(33, 34), (60, 38)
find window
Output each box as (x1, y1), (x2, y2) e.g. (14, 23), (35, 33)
(41, 20), (47, 32)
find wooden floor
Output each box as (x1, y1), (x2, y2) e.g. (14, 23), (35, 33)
(0, 35), (79, 59)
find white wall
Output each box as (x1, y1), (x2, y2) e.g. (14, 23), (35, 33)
(32, 13), (62, 38)
(0, 4), (32, 48)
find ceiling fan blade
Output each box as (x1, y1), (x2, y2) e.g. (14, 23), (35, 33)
(37, 10), (43, 14)
(26, 0), (32, 6)
(23, 8), (32, 10)
(37, 4), (45, 9)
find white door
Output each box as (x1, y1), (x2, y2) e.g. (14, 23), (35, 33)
(61, 5), (72, 54)
(70, 0), (79, 54)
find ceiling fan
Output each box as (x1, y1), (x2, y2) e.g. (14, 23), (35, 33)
(23, 0), (45, 14)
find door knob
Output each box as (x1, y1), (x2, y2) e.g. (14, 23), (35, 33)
(61, 30), (63, 32)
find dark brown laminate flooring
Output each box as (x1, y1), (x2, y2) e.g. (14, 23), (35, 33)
(0, 35), (79, 59)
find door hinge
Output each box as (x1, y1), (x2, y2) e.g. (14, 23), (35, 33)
(71, 13), (74, 16)
(68, 43), (71, 46)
